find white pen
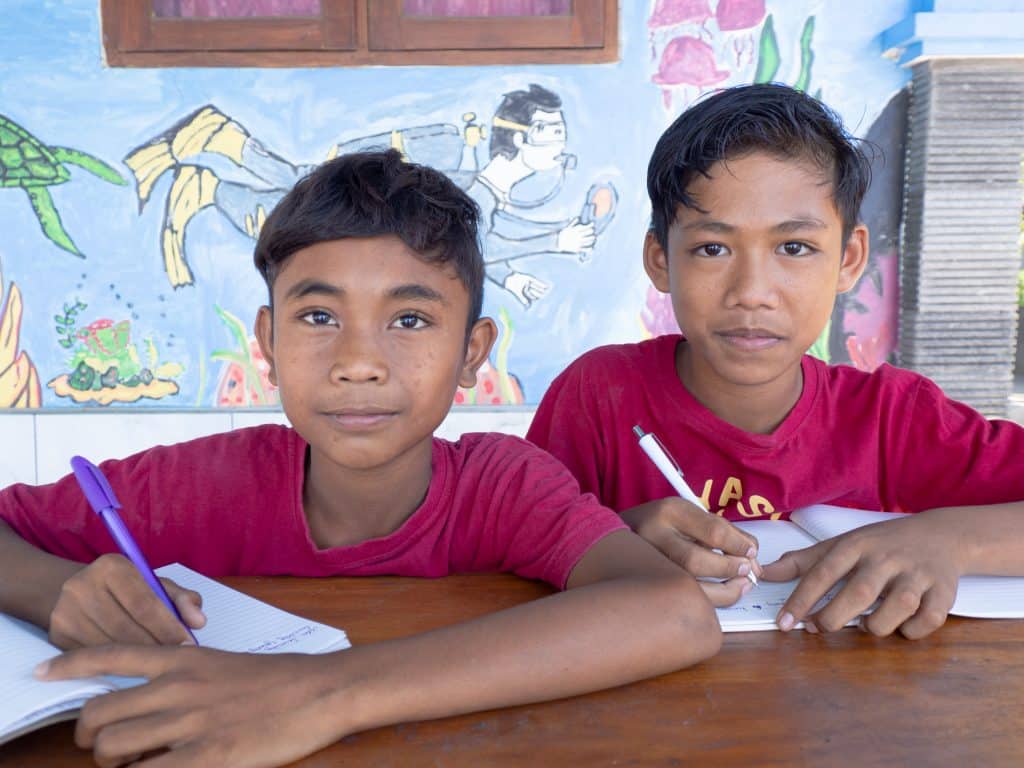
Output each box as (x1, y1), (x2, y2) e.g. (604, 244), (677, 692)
(633, 425), (757, 586)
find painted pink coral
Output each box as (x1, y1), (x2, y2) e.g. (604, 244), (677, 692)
(653, 36), (729, 86)
(648, 0), (712, 29)
(846, 323), (895, 373)
(216, 338), (278, 407)
(454, 359), (524, 406)
(641, 286), (681, 338)
(715, 0), (766, 31)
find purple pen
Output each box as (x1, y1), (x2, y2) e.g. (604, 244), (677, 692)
(70, 455), (198, 644)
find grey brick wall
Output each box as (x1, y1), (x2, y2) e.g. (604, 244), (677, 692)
(898, 58), (1024, 418)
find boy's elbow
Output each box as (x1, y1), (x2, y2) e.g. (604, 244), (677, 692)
(649, 570), (722, 665)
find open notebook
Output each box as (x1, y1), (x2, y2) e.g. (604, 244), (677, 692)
(717, 504), (1024, 632)
(0, 563), (349, 745)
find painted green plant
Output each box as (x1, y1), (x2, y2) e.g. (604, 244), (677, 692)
(495, 307), (518, 403)
(753, 15), (815, 91)
(53, 299), (87, 349)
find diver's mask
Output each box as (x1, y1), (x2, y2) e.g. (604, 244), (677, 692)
(493, 116), (577, 209)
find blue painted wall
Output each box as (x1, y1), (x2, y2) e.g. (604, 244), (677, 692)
(0, 0), (911, 409)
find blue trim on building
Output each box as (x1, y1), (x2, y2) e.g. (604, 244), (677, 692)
(881, 3), (1024, 65)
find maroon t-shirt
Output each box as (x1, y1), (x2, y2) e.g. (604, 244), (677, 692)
(528, 334), (1024, 520)
(0, 426), (625, 589)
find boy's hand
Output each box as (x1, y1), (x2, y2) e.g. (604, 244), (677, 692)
(620, 498), (761, 606)
(761, 515), (962, 639)
(49, 553), (206, 649)
(36, 645), (344, 768)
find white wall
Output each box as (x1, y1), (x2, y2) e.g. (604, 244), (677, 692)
(0, 409), (535, 487)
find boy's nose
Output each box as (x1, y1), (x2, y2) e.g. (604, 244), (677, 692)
(329, 331), (389, 383)
(723, 254), (780, 310)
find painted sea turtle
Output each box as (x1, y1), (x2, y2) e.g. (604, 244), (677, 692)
(0, 114), (126, 257)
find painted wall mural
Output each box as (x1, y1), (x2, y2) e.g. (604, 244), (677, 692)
(0, 1), (910, 410)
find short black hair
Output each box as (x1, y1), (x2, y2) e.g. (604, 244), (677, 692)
(647, 83), (872, 248)
(254, 149), (484, 325)
(490, 83), (562, 160)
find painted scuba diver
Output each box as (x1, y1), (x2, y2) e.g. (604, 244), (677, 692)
(466, 84), (616, 308)
(122, 85), (616, 308)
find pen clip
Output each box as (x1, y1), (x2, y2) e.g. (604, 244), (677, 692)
(70, 455), (122, 513)
(649, 432), (685, 478)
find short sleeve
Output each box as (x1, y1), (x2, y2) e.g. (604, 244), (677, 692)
(0, 454), (153, 563)
(454, 436), (626, 589)
(526, 358), (608, 501)
(891, 376), (1024, 511)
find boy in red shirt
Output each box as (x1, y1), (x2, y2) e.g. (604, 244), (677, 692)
(0, 150), (720, 766)
(528, 83), (1024, 638)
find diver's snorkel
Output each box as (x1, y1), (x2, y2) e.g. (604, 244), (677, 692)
(507, 152), (576, 209)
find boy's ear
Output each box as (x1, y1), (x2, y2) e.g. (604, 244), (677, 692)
(254, 306), (278, 387)
(458, 317), (498, 389)
(642, 230), (672, 293)
(836, 224), (870, 294)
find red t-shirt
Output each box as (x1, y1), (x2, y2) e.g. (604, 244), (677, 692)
(0, 426), (625, 589)
(527, 334), (1024, 521)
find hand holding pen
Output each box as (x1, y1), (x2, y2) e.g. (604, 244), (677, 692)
(45, 457), (206, 650)
(624, 426), (761, 606)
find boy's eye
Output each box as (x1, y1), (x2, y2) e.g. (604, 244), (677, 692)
(695, 243), (726, 257)
(780, 241), (813, 257)
(300, 310), (336, 326)
(392, 313), (428, 330)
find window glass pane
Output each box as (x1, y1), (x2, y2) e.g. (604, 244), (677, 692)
(402, 0), (571, 17)
(152, 0), (321, 18)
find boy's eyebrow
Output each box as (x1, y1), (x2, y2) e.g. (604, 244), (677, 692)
(282, 279), (448, 305)
(283, 279), (342, 301)
(682, 218), (828, 234)
(772, 217), (828, 233)
(388, 283), (448, 305)
(682, 220), (736, 233)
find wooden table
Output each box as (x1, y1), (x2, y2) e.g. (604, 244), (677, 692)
(5, 574), (1023, 767)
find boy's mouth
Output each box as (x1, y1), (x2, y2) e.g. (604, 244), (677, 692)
(326, 408), (399, 429)
(716, 327), (783, 351)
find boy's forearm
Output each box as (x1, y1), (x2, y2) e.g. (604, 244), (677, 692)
(925, 502), (1024, 576)
(0, 520), (82, 626)
(321, 572), (719, 738)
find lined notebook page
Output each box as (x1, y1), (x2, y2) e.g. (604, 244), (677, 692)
(714, 521), (821, 632)
(789, 504), (909, 541)
(156, 564), (350, 654)
(0, 615), (113, 739)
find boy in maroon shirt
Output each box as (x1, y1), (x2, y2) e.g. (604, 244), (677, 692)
(0, 150), (720, 766)
(529, 83), (1024, 638)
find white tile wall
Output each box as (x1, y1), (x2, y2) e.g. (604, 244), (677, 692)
(0, 414), (35, 487)
(0, 407), (537, 489)
(34, 412), (234, 485)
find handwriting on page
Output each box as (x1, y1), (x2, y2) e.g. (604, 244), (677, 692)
(154, 564), (349, 655)
(247, 625), (318, 652)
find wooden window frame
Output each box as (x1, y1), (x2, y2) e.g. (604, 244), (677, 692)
(101, 0), (617, 67)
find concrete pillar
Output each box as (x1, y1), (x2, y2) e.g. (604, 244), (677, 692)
(882, 3), (1024, 417)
